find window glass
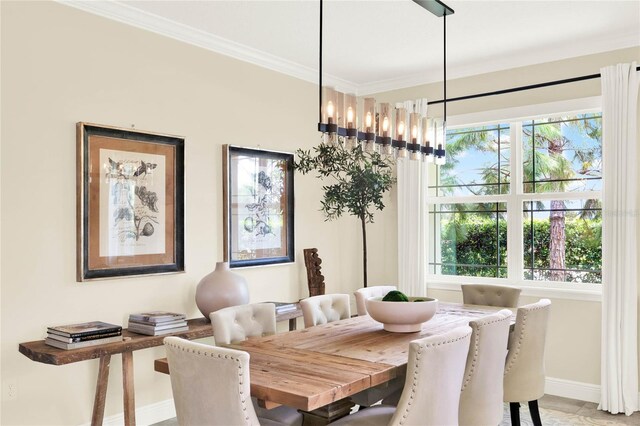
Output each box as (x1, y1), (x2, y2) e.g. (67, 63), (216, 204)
(523, 114), (602, 193)
(523, 199), (602, 283)
(434, 124), (510, 196)
(429, 203), (507, 278)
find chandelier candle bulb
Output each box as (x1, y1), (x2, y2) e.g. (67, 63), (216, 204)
(434, 119), (447, 165)
(321, 86), (338, 127)
(378, 103), (393, 156)
(362, 97), (376, 134)
(327, 102), (334, 123)
(362, 97), (377, 153)
(410, 112), (422, 160)
(395, 108), (408, 159)
(395, 108), (407, 141)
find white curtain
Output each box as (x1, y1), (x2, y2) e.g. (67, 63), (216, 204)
(397, 99), (429, 297)
(600, 62), (639, 416)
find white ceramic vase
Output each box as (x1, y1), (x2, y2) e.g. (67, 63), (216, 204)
(195, 261), (249, 320)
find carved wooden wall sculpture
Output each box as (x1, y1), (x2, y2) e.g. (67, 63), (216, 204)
(303, 248), (325, 297)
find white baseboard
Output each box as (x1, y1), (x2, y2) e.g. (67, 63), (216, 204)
(85, 378), (640, 425)
(79, 398), (175, 426)
(545, 377), (601, 403)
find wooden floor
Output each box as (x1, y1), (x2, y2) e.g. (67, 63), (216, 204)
(535, 395), (640, 426)
(152, 395), (640, 425)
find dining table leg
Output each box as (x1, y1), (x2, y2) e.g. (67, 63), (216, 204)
(91, 354), (111, 426)
(299, 398), (354, 426)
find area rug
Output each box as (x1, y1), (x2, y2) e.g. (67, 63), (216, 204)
(499, 404), (627, 426)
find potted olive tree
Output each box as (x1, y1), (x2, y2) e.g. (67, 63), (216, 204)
(294, 142), (396, 287)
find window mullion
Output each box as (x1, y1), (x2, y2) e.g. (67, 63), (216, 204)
(508, 122), (523, 282)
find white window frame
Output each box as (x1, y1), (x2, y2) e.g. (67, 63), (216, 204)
(425, 97), (603, 301)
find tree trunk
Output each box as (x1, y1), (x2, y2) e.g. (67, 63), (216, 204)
(361, 215), (368, 287)
(548, 138), (566, 281)
(549, 199), (566, 281)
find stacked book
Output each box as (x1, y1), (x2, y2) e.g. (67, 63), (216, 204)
(269, 302), (298, 315)
(127, 311), (188, 336)
(45, 321), (123, 350)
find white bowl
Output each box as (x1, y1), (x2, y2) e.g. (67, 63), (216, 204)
(365, 296), (439, 333)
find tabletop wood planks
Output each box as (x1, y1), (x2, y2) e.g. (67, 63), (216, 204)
(154, 302), (512, 411)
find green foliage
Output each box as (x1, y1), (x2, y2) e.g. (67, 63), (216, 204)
(382, 290), (409, 302)
(293, 142), (396, 223)
(441, 215), (601, 282)
(441, 215), (508, 278)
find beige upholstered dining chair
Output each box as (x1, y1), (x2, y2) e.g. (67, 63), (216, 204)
(164, 337), (301, 426)
(208, 303), (303, 426)
(331, 326), (473, 426)
(210, 303), (276, 344)
(300, 293), (351, 328)
(354, 285), (397, 316)
(503, 299), (551, 426)
(461, 284), (522, 307)
(458, 309), (513, 426)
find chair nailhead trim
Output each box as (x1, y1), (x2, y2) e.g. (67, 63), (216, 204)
(165, 341), (254, 424)
(396, 332), (470, 425)
(504, 302), (549, 375)
(461, 314), (510, 391)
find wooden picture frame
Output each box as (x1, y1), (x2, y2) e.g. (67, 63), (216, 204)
(223, 145), (294, 268)
(76, 123), (185, 281)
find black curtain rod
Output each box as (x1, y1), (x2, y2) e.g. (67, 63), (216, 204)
(427, 65), (640, 106)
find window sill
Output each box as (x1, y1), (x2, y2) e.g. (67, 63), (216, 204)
(426, 279), (602, 302)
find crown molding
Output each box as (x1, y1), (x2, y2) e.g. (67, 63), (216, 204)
(58, 1), (637, 97)
(358, 31), (640, 95)
(56, 0), (358, 94)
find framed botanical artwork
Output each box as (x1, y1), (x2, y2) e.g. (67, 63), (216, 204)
(223, 145), (295, 268)
(76, 123), (185, 281)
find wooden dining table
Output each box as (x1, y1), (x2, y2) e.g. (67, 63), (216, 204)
(154, 302), (512, 424)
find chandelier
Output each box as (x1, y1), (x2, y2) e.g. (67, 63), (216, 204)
(317, 0), (454, 165)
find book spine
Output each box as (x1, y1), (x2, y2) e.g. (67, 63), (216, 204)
(47, 330), (122, 343)
(128, 319), (186, 327)
(45, 335), (123, 350)
(127, 322), (187, 331)
(47, 327), (122, 338)
(128, 326), (189, 336)
(128, 315), (186, 324)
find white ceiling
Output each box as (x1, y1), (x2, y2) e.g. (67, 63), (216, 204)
(63, 0), (640, 94)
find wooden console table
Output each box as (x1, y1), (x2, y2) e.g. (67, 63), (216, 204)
(18, 305), (302, 426)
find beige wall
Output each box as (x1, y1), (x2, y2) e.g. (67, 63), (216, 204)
(373, 46), (640, 389)
(0, 2), (396, 424)
(1, 2), (638, 424)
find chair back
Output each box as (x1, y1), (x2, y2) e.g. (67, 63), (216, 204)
(461, 284), (521, 307)
(389, 326), (472, 426)
(459, 309), (512, 426)
(210, 303), (276, 345)
(503, 299), (551, 402)
(164, 337), (260, 426)
(300, 294), (350, 328)
(354, 285), (398, 316)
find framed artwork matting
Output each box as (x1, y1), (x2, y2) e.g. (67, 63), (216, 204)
(223, 145), (294, 268)
(76, 122), (185, 281)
